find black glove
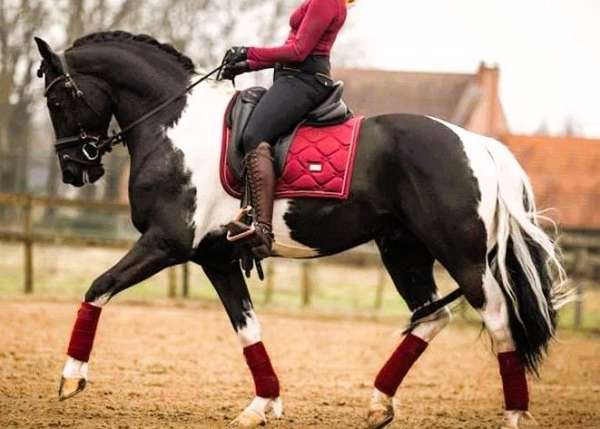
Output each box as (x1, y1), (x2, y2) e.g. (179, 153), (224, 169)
(222, 46), (248, 65)
(220, 61), (251, 80)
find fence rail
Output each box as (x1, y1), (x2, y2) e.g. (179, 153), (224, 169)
(0, 192), (598, 329)
(0, 192), (382, 304)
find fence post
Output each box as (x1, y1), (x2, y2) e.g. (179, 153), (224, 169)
(374, 267), (385, 310)
(574, 282), (583, 330)
(182, 263), (190, 298)
(168, 266), (177, 298)
(23, 195), (33, 294)
(264, 260), (274, 304)
(301, 261), (311, 307)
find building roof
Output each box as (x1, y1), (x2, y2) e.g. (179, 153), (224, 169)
(503, 135), (600, 229)
(333, 67), (477, 124)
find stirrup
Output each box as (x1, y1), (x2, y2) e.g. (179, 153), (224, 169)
(226, 207), (256, 242)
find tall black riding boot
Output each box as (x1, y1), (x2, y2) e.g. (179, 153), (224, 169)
(241, 142), (276, 258)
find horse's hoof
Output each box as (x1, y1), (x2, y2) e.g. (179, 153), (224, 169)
(366, 389), (394, 429)
(366, 406), (394, 429)
(58, 376), (86, 401)
(500, 410), (538, 429)
(228, 409), (266, 428)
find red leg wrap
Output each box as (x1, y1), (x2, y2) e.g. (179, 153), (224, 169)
(67, 302), (102, 362)
(374, 333), (428, 397)
(243, 341), (280, 398)
(498, 351), (529, 411)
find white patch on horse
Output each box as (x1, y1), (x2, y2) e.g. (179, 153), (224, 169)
(411, 306), (451, 343)
(90, 293), (110, 307)
(237, 308), (262, 347)
(62, 356), (89, 379)
(108, 115), (121, 135)
(272, 200), (318, 258)
(165, 81), (318, 256)
(166, 82), (238, 247)
(479, 266), (515, 352)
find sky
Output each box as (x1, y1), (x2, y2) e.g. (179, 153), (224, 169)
(339, 0), (600, 137)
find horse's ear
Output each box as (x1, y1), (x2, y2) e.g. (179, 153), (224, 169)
(34, 37), (62, 75)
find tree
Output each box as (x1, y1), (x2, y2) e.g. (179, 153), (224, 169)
(0, 0), (292, 199)
(0, 0), (47, 193)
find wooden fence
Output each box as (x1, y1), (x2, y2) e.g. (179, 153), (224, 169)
(0, 192), (180, 297)
(0, 192), (381, 303)
(0, 192), (598, 328)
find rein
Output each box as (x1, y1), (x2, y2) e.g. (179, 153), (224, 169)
(96, 63), (225, 151)
(45, 53), (225, 164)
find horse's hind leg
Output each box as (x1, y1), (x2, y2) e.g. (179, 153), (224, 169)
(458, 265), (533, 429)
(59, 231), (182, 400)
(367, 235), (451, 429)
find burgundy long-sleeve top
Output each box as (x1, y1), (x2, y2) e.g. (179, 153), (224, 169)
(247, 0), (347, 71)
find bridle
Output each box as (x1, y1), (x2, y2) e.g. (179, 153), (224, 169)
(44, 53), (112, 165)
(44, 52), (225, 166)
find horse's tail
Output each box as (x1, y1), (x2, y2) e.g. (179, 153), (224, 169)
(483, 138), (571, 374)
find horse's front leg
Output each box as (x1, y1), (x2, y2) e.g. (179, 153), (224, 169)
(201, 259), (282, 428)
(59, 231), (182, 400)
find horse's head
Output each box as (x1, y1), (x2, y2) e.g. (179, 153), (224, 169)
(35, 37), (114, 187)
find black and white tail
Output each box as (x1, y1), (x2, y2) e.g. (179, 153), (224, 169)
(484, 139), (571, 374)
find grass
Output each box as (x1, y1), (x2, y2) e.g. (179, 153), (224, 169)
(0, 242), (597, 331)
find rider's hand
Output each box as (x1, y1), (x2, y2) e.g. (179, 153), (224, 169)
(222, 46), (248, 65)
(221, 61), (251, 80)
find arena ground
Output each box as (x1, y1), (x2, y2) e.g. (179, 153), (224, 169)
(1, 299), (599, 428)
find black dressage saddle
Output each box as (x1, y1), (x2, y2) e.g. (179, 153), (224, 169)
(226, 81), (352, 181)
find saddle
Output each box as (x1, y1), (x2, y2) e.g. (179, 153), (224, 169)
(226, 81), (352, 181)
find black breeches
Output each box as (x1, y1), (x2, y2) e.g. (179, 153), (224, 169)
(242, 72), (333, 153)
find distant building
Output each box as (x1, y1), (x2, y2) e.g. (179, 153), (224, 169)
(334, 62), (509, 137)
(503, 134), (600, 229)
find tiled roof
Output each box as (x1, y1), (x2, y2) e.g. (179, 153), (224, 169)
(503, 135), (600, 229)
(333, 67), (476, 124)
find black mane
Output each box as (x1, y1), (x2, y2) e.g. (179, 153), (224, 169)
(70, 31), (195, 75)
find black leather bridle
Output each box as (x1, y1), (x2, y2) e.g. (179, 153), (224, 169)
(44, 52), (225, 166)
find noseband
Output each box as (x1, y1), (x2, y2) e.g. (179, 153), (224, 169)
(44, 52), (226, 167)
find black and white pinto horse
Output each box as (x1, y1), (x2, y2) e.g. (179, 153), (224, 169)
(35, 33), (568, 429)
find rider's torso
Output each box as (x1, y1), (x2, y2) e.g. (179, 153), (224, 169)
(287, 0), (347, 57)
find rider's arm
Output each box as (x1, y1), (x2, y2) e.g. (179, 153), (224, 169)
(247, 0), (339, 70)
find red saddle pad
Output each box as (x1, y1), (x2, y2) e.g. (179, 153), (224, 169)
(220, 115), (364, 200)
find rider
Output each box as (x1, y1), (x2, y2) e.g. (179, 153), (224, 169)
(221, 0), (353, 258)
